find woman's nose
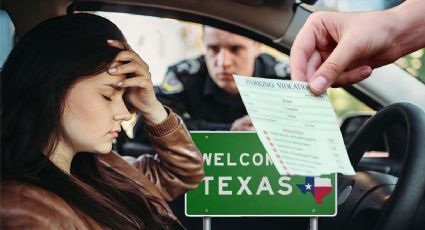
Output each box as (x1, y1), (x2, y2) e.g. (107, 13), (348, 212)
(113, 103), (132, 121)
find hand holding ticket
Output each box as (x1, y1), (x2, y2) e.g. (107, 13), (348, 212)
(234, 75), (355, 176)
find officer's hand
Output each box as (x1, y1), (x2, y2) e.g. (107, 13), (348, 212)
(230, 115), (255, 131)
(107, 40), (167, 124)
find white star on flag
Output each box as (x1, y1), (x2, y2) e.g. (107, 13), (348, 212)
(305, 183), (312, 190)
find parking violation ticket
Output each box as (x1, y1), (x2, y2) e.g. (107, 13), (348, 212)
(234, 75), (355, 176)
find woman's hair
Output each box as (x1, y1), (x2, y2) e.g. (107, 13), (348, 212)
(1, 13), (178, 229)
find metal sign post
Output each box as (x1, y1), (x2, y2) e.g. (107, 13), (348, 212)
(310, 217), (318, 230)
(203, 217), (211, 230)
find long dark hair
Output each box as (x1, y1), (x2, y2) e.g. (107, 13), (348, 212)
(1, 13), (178, 229)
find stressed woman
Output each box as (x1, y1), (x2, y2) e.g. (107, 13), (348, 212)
(1, 13), (204, 229)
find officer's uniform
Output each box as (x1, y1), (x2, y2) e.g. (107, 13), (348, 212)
(157, 53), (289, 130)
(134, 53), (290, 141)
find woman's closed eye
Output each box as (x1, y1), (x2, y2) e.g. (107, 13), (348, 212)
(102, 95), (113, 101)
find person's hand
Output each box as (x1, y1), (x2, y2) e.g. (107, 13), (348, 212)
(290, 6), (421, 95)
(107, 40), (167, 124)
(230, 115), (255, 131)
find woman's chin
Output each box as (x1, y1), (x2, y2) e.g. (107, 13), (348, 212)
(94, 144), (113, 154)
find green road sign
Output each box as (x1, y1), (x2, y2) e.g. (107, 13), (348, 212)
(186, 132), (337, 217)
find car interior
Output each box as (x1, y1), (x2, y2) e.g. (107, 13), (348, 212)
(2, 0), (425, 229)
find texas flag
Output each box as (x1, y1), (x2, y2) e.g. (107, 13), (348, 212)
(297, 177), (333, 205)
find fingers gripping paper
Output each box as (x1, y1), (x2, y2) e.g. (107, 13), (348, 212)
(234, 75), (355, 176)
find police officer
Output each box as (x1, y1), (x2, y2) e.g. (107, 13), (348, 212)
(134, 26), (290, 141)
(132, 27), (306, 230)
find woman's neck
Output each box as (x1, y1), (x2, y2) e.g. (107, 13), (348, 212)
(48, 140), (76, 174)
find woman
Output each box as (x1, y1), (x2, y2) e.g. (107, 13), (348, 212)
(1, 13), (204, 229)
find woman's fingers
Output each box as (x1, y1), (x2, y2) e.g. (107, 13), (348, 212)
(106, 40), (165, 122)
(107, 39), (125, 49)
(107, 39), (134, 52)
(107, 40), (149, 70)
(108, 61), (151, 80)
(114, 50), (149, 70)
(116, 76), (152, 88)
(106, 61), (152, 89)
(106, 39), (152, 84)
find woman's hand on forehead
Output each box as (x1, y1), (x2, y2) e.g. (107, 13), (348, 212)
(106, 40), (167, 124)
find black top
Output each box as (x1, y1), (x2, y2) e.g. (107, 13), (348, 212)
(133, 53), (290, 141)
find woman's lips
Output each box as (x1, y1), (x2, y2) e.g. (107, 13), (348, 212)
(109, 131), (120, 138)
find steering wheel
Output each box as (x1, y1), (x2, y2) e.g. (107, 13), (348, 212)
(336, 102), (425, 230)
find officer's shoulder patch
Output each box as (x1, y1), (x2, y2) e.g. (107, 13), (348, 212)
(159, 71), (184, 94)
(274, 62), (290, 78)
(187, 59), (201, 74)
(176, 59), (201, 75)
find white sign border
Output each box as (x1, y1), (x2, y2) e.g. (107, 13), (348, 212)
(184, 131), (338, 217)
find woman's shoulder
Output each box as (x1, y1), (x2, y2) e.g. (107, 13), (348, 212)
(1, 180), (71, 209)
(1, 181), (89, 229)
(3, 180), (62, 198)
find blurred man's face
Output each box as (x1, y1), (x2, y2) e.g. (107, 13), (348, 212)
(204, 27), (261, 95)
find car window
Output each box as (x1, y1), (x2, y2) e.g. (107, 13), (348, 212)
(395, 49), (425, 84)
(328, 88), (374, 120)
(87, 11), (291, 86)
(83, 11), (375, 136)
(0, 10), (15, 68)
